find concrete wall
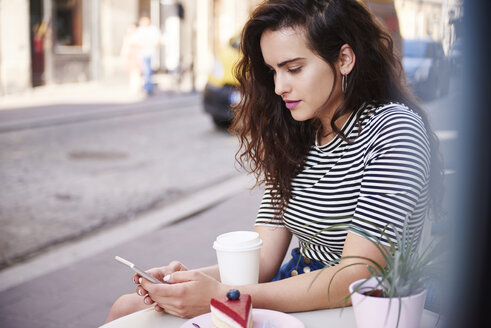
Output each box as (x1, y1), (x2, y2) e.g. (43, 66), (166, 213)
(396, 0), (463, 51)
(100, 0), (139, 81)
(397, 0), (443, 40)
(0, 0), (31, 94)
(215, 0), (255, 47)
(193, 0), (213, 90)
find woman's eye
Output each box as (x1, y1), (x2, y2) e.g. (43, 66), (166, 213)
(288, 67), (302, 73)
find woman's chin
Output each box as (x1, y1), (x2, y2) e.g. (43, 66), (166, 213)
(290, 111), (313, 122)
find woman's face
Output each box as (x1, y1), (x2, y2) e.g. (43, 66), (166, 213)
(260, 27), (343, 123)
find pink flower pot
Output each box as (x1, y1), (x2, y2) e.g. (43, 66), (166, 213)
(349, 277), (427, 328)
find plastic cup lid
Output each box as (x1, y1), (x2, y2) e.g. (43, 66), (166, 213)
(213, 231), (263, 252)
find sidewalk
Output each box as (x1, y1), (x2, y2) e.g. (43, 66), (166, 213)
(0, 73), (185, 112)
(0, 175), (263, 328)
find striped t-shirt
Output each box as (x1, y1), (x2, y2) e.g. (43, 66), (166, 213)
(255, 103), (431, 265)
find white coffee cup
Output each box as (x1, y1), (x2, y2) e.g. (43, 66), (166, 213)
(213, 231), (263, 285)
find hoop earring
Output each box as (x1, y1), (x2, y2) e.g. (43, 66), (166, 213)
(342, 74), (348, 94)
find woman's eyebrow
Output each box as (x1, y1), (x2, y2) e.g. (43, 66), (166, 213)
(265, 57), (305, 69)
(277, 57), (305, 67)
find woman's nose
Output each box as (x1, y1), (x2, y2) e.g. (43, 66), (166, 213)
(274, 73), (290, 97)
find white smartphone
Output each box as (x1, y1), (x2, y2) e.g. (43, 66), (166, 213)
(115, 256), (161, 284)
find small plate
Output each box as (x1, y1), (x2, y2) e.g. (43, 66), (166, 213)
(180, 308), (304, 328)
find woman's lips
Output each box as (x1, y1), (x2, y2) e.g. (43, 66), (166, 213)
(284, 100), (301, 109)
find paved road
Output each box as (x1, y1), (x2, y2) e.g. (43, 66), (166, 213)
(0, 185), (264, 328)
(0, 91), (241, 269)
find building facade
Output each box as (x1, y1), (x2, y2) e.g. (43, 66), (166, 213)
(396, 0), (464, 51)
(0, 0), (464, 95)
(0, 0), (31, 94)
(0, 0), (217, 94)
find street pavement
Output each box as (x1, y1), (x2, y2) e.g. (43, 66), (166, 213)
(0, 77), (244, 271)
(0, 181), (265, 328)
(0, 77), (267, 327)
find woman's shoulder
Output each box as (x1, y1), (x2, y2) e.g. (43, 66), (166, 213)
(360, 102), (427, 132)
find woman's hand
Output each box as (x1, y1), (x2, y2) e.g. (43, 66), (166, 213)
(141, 269), (228, 318)
(133, 260), (188, 285)
(134, 261), (189, 312)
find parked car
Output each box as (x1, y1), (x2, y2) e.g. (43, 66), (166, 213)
(202, 37), (241, 128)
(402, 39), (450, 100)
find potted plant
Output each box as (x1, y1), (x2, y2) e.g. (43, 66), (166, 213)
(305, 217), (445, 328)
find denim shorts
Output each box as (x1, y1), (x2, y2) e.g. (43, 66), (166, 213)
(272, 248), (325, 281)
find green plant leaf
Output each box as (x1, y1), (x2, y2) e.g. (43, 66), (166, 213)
(305, 215), (446, 302)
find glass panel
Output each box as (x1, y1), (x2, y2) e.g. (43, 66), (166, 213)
(54, 0), (83, 46)
(403, 40), (428, 58)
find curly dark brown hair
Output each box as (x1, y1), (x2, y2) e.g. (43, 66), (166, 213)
(230, 0), (444, 220)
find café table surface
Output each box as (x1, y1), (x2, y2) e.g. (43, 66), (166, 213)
(100, 306), (442, 328)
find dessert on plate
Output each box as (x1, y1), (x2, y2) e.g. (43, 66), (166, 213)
(210, 289), (253, 328)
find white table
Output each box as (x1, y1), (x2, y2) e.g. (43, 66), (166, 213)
(100, 307), (443, 328)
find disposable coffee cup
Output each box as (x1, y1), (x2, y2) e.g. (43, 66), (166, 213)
(213, 231), (263, 285)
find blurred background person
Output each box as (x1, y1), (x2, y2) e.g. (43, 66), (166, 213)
(120, 22), (141, 95)
(134, 15), (161, 96)
(31, 21), (47, 87)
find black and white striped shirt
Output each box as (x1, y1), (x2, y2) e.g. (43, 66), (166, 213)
(255, 103), (431, 265)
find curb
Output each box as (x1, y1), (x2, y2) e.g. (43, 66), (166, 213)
(0, 173), (255, 292)
(0, 92), (199, 133)
(0, 75), (181, 111)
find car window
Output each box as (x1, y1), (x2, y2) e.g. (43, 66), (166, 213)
(403, 40), (428, 58)
(425, 43), (435, 58)
(434, 44), (444, 58)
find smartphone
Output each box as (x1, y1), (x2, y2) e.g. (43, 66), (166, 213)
(115, 256), (161, 284)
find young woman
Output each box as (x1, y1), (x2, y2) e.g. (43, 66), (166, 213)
(106, 0), (443, 322)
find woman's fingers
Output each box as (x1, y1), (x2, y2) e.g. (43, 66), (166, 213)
(136, 285), (147, 296)
(163, 269), (197, 284)
(139, 261), (189, 283)
(167, 261), (188, 273)
(140, 270), (221, 318)
(130, 261), (194, 317)
(131, 260), (189, 283)
(134, 283), (154, 306)
(144, 295), (154, 305)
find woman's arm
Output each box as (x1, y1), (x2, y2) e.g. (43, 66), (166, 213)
(196, 264), (220, 280)
(151, 225), (291, 283)
(242, 231), (387, 312)
(141, 231), (385, 317)
(255, 225), (292, 282)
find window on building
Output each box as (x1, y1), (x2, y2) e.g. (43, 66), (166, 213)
(54, 0), (83, 46)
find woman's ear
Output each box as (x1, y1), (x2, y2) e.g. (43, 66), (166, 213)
(337, 44), (356, 75)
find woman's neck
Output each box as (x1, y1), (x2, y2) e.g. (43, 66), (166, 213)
(317, 111), (352, 145)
